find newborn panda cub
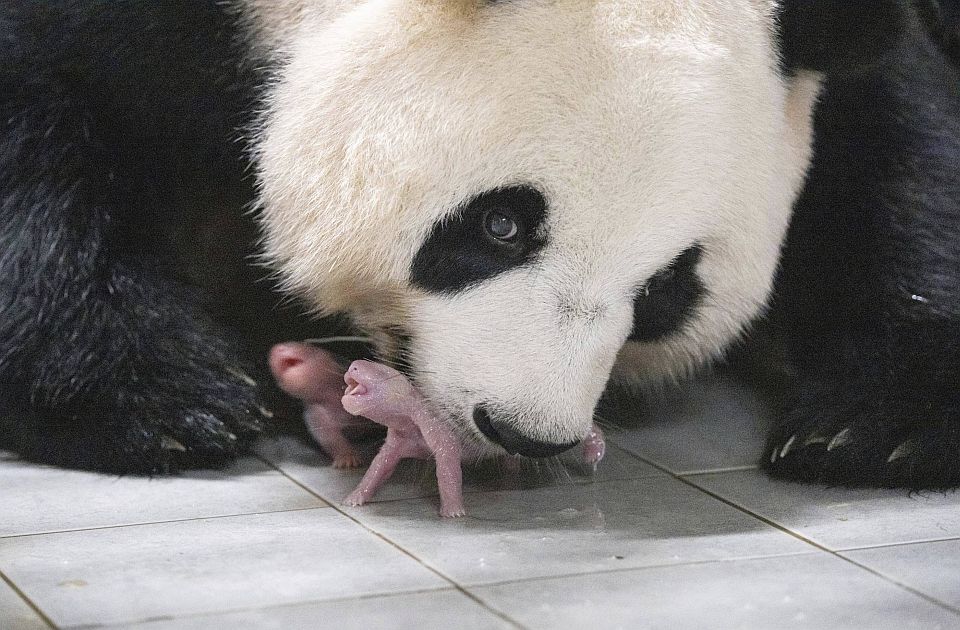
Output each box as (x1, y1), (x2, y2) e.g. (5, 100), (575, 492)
(269, 342), (606, 517)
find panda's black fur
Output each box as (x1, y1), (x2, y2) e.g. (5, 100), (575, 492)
(0, 1), (958, 487)
(0, 1), (318, 473)
(769, 1), (960, 489)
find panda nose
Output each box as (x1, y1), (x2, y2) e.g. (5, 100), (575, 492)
(472, 405), (579, 458)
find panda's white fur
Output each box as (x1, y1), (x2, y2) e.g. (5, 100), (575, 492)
(254, 0), (821, 453)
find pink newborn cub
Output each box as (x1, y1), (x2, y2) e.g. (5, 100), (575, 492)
(270, 341), (608, 518)
(340, 360), (466, 517)
(269, 343), (366, 469)
(270, 342), (465, 517)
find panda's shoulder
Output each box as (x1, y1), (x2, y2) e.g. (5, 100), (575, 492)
(2, 1), (246, 69)
(1, 1), (262, 157)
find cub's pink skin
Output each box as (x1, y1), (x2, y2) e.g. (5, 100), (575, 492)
(270, 344), (607, 517)
(340, 360), (466, 518)
(268, 342), (365, 469)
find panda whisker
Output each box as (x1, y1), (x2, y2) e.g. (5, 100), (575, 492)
(543, 456), (562, 484)
(552, 457), (568, 483)
(591, 412), (617, 432)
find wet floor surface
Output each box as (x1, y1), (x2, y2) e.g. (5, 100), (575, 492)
(2, 375), (959, 629)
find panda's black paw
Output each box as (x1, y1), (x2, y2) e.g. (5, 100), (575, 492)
(766, 419), (919, 489)
(5, 356), (271, 476)
(127, 365), (270, 474)
(764, 383), (960, 490)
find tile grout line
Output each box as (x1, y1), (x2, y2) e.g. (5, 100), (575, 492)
(264, 443), (960, 618)
(80, 586), (464, 629)
(632, 455), (960, 618)
(263, 443), (960, 616)
(442, 551), (818, 592)
(266, 452), (663, 509)
(0, 569), (58, 629)
(0, 505), (330, 540)
(596, 436), (760, 477)
(6, 447), (955, 624)
(679, 465), (759, 476)
(255, 455), (527, 630)
(837, 535), (960, 553)
(826, 559), (960, 617)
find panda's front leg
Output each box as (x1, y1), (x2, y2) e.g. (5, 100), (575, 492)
(0, 107), (267, 474)
(765, 319), (960, 490)
(1, 262), (270, 474)
(764, 30), (960, 489)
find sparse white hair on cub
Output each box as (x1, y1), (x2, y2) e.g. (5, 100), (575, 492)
(253, 0), (820, 454)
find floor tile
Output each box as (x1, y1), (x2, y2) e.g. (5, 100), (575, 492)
(116, 590), (515, 630)
(255, 436), (434, 505)
(843, 539), (960, 611)
(693, 469), (960, 549)
(0, 456), (326, 537)
(607, 375), (772, 474)
(471, 554), (960, 630)
(257, 436), (661, 508)
(463, 443), (663, 493)
(0, 509), (446, 628)
(0, 577), (48, 630)
(343, 476), (811, 585)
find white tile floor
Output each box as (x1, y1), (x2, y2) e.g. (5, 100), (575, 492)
(2, 374), (959, 629)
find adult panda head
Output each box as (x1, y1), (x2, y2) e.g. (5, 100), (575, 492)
(253, 0), (827, 458)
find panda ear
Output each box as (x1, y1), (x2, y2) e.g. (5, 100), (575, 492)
(776, 1), (914, 74)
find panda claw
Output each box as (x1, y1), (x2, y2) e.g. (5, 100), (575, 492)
(779, 434), (798, 459)
(160, 435), (188, 452)
(887, 440), (918, 463)
(827, 428), (852, 451)
(803, 433), (830, 447)
(226, 366), (257, 387)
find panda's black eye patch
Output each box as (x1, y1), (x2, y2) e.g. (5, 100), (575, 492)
(410, 186), (548, 294)
(629, 244), (705, 342)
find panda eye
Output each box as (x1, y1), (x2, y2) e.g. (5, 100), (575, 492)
(484, 209), (519, 241)
(410, 185), (548, 294)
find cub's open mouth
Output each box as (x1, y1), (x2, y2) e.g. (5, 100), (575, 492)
(343, 375), (367, 398)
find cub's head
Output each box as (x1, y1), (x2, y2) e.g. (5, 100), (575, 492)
(255, 0), (821, 457)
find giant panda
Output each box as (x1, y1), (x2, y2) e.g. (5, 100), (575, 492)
(1, 1), (958, 489)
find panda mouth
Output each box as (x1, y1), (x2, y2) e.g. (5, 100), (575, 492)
(471, 405), (508, 449)
(471, 405), (580, 458)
